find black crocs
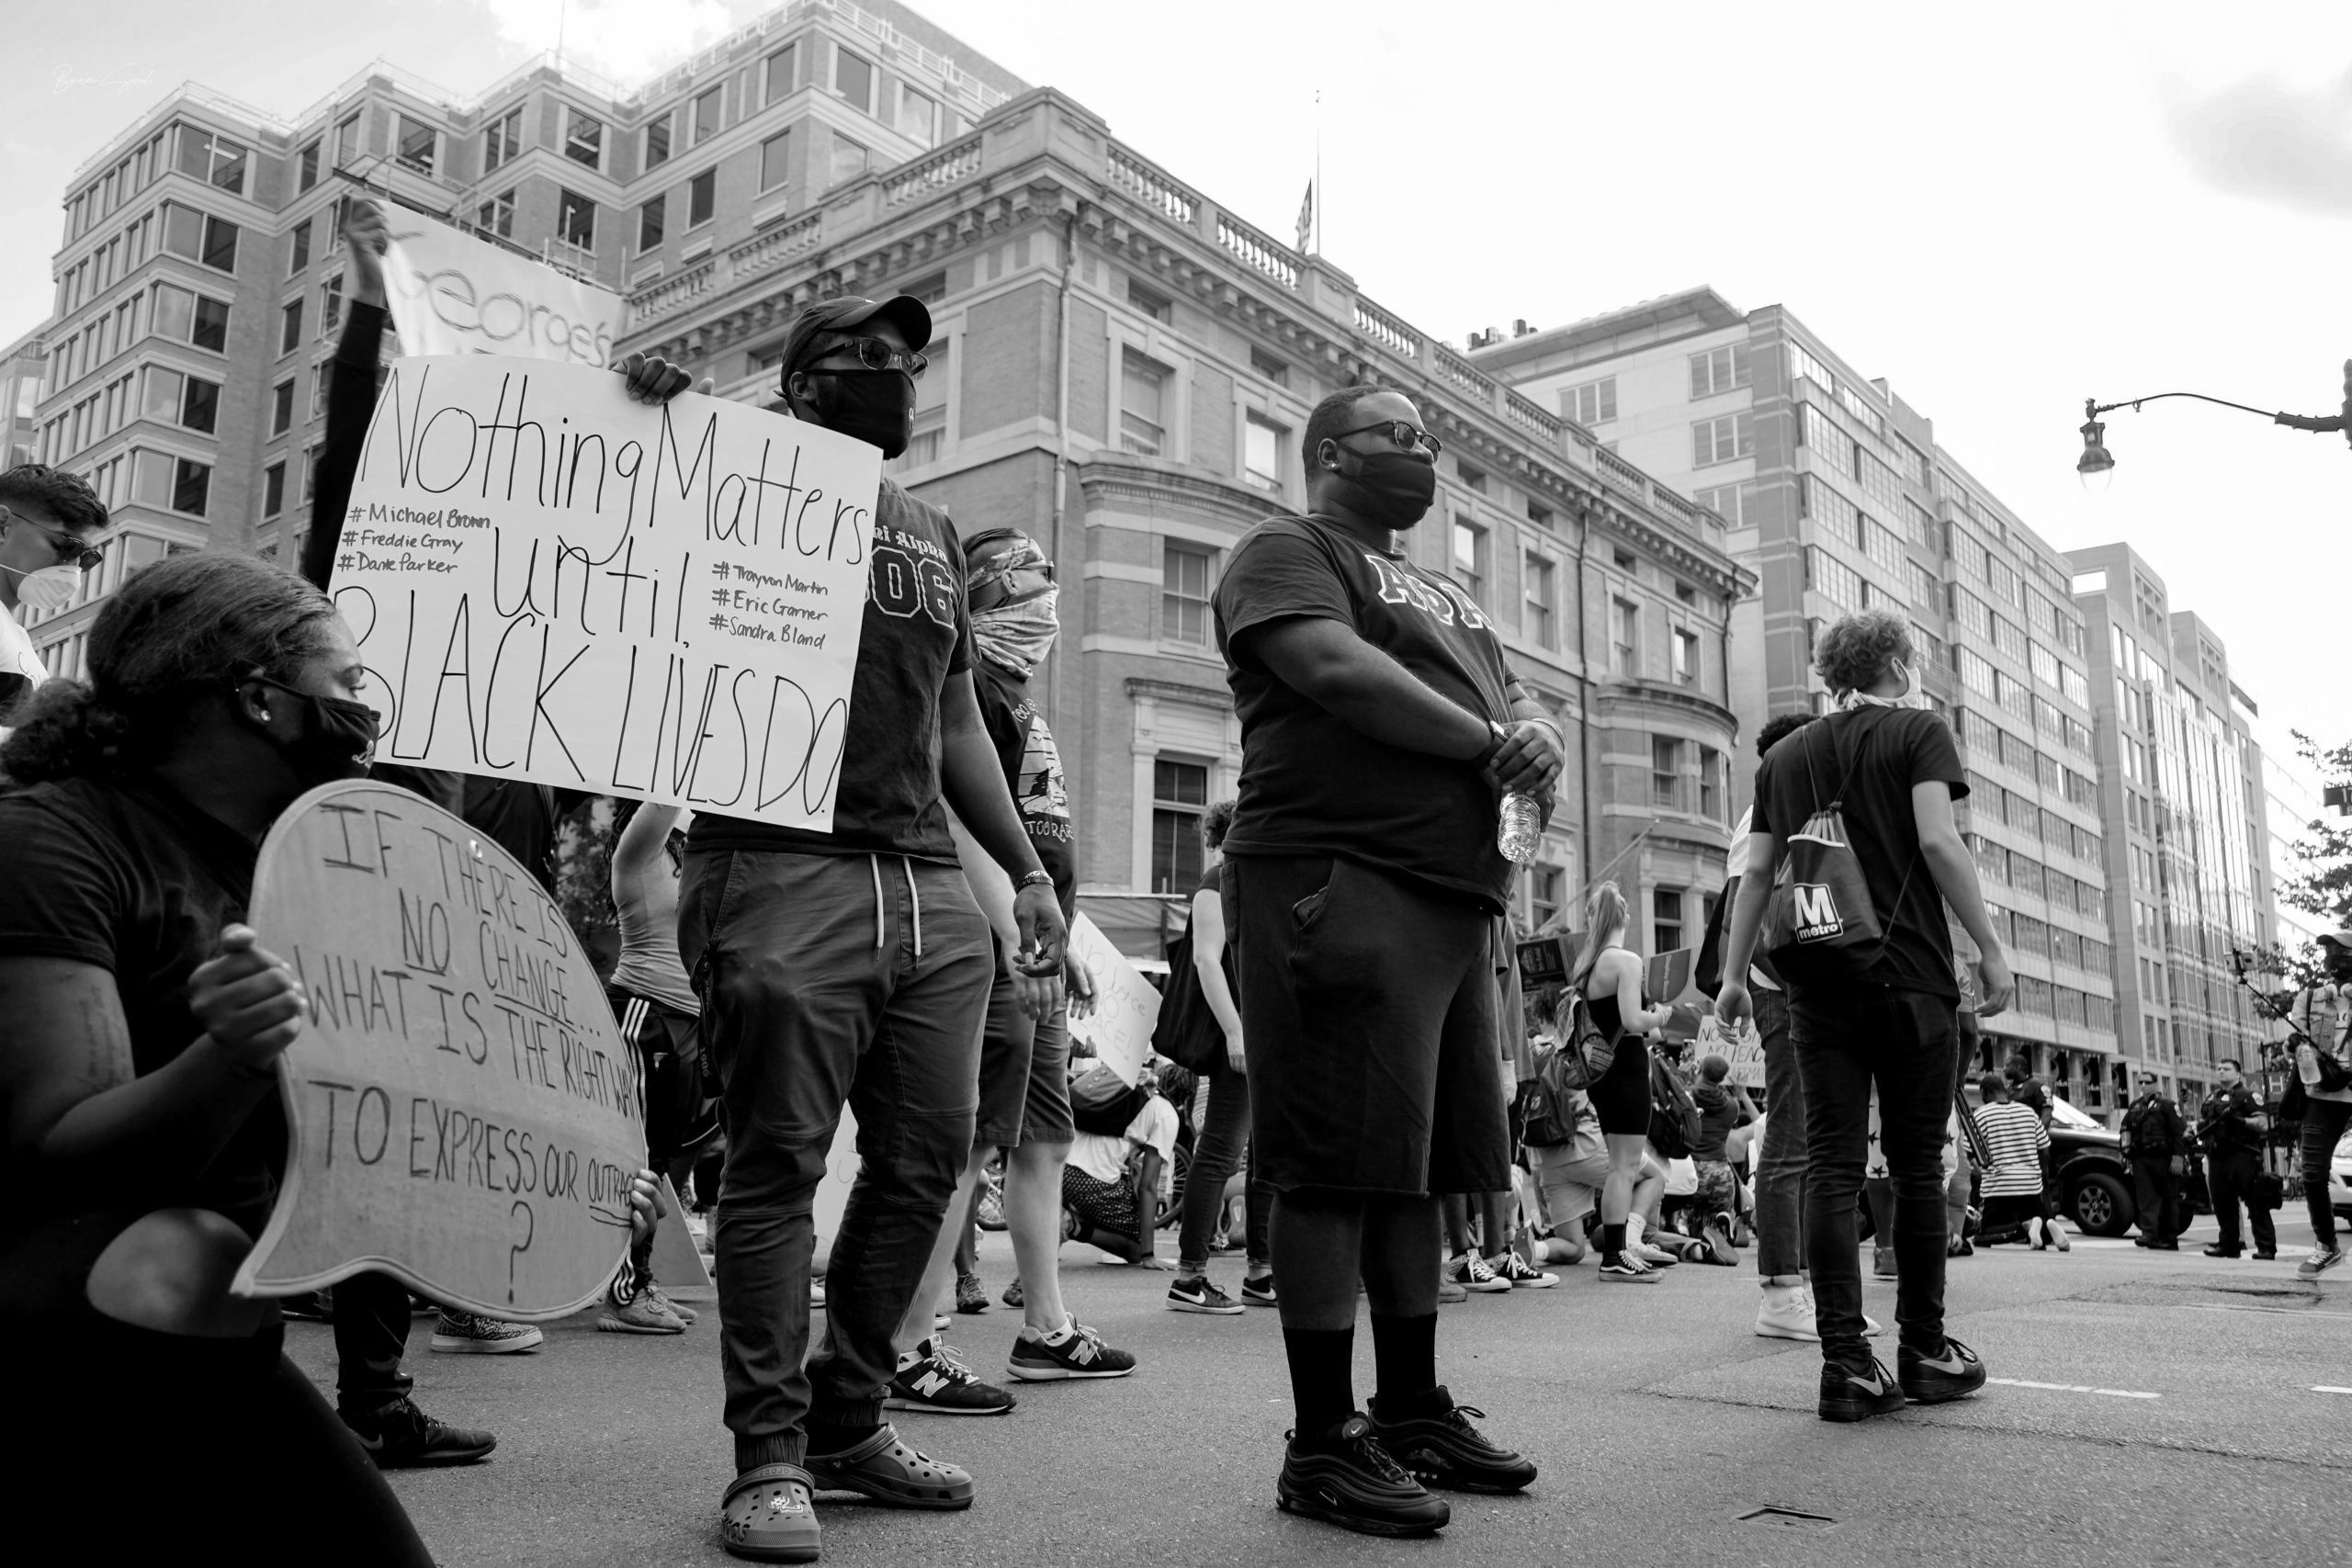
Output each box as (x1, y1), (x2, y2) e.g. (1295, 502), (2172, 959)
(805, 1423), (974, 1509)
(720, 1463), (820, 1562)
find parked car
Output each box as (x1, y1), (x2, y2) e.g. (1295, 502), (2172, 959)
(1963, 1086), (2149, 1237)
(2329, 1129), (2352, 1218)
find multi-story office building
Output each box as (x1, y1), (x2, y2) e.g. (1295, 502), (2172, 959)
(2067, 546), (2278, 1104)
(2256, 716), (2332, 963)
(26, 0), (1747, 931)
(1473, 290), (2125, 1111)
(1, 330), (45, 468)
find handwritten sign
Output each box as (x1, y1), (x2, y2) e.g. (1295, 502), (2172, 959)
(383, 209), (625, 368)
(1065, 913), (1159, 1087)
(1698, 1013), (1765, 1089)
(331, 356), (883, 831)
(232, 781), (648, 1319)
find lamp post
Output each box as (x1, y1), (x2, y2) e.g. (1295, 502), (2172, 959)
(2076, 361), (2352, 488)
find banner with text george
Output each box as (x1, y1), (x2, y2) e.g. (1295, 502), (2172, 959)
(382, 209), (624, 368)
(232, 780), (648, 1319)
(332, 355), (882, 832)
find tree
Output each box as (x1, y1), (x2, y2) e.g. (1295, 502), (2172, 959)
(2280, 729), (2352, 928)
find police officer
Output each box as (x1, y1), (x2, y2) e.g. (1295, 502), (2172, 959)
(2120, 1072), (2187, 1249)
(2197, 1058), (2275, 1260)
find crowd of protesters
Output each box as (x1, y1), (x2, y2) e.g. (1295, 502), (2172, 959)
(3, 197), (2346, 1563)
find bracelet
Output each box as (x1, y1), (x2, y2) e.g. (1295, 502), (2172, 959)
(1014, 869), (1056, 892)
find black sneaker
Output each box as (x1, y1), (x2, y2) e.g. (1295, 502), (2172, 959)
(2201, 1244), (2242, 1258)
(1897, 1337), (1987, 1404)
(342, 1396), (497, 1467)
(1167, 1275), (1245, 1314)
(886, 1340), (1017, 1416)
(1817, 1356), (1906, 1423)
(1276, 1415), (1451, 1538)
(1240, 1274), (1278, 1306)
(1006, 1318), (1136, 1381)
(1366, 1387), (1536, 1494)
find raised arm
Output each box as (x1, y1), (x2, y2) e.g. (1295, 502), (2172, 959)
(299, 201), (392, 592)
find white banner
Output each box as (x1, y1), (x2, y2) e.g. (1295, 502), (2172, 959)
(331, 355), (880, 832)
(382, 209), (625, 368)
(1065, 913), (1160, 1087)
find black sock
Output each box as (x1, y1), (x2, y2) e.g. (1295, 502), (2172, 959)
(1601, 1223), (1627, 1259)
(1369, 1312), (1440, 1416)
(1283, 1326), (1357, 1446)
(806, 1418), (880, 1457)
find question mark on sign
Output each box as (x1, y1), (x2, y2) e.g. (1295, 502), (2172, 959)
(506, 1199), (534, 1305)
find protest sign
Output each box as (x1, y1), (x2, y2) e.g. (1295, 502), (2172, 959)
(330, 355), (886, 832)
(232, 780), (647, 1319)
(1646, 946), (1705, 1043)
(1065, 913), (1159, 1087)
(1699, 1014), (1765, 1089)
(382, 208), (625, 368)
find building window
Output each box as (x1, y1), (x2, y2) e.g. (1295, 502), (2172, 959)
(1244, 412), (1284, 492)
(1529, 864), (1566, 931)
(834, 47), (874, 111)
(901, 272), (949, 306)
(1653, 887), (1685, 953)
(484, 107), (524, 172)
(395, 116), (436, 175)
(1162, 541), (1213, 644)
(1250, 346), (1288, 387)
(175, 127), (248, 194)
(1150, 759), (1210, 894)
(1689, 343), (1751, 398)
(262, 460), (286, 519)
(638, 195), (665, 253)
(334, 113), (361, 167)
(828, 134), (868, 187)
(288, 219), (311, 276)
(1564, 376), (1616, 425)
(1525, 553), (1557, 649)
(1653, 736), (1684, 810)
(477, 189), (515, 239)
(899, 85), (937, 147)
(1127, 278), (1172, 323)
(280, 299), (303, 355)
(153, 284), (230, 353)
(1452, 517), (1487, 606)
(1692, 412), (1756, 466)
(557, 189), (596, 250)
(162, 204), (239, 273)
(763, 43), (797, 103)
(760, 130), (791, 192)
(169, 457), (210, 517)
(891, 339), (949, 469)
(1692, 480), (1753, 526)
(564, 110), (604, 168)
(693, 85), (723, 145)
(1612, 597), (1639, 675)
(687, 168), (717, 228)
(145, 367), (218, 434)
(1120, 348), (1169, 456)
(643, 114), (673, 169)
(1673, 627), (1700, 685)
(1700, 746), (1723, 819)
(298, 141), (320, 191)
(320, 274), (343, 334)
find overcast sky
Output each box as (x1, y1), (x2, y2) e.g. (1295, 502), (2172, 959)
(5, 2), (2346, 753)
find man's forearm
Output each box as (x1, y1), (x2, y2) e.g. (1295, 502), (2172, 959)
(941, 725), (1043, 881)
(1718, 849), (1774, 981)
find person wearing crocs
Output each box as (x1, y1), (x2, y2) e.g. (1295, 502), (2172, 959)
(637, 299), (1069, 1564)
(1717, 610), (2012, 1424)
(1213, 386), (1548, 1538)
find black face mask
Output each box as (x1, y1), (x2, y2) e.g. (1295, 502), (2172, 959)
(251, 677), (381, 788)
(1325, 446), (1438, 530)
(804, 369), (915, 459)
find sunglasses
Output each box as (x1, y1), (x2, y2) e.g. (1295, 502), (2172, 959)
(808, 336), (928, 376)
(3, 507), (103, 572)
(1333, 419), (1442, 457)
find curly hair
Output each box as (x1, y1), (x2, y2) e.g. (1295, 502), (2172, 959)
(1200, 797), (1238, 852)
(1814, 609), (1914, 696)
(0, 462), (108, 536)
(1754, 709), (1815, 760)
(0, 552), (340, 784)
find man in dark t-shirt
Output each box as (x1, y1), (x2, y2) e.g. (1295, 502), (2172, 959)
(1718, 610), (2014, 1425)
(1212, 385), (1555, 1538)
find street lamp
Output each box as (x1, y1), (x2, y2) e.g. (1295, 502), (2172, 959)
(2076, 362), (2352, 486)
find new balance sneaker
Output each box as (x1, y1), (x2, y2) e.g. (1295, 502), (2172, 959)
(1276, 1415), (1451, 1538)
(1898, 1336), (1987, 1404)
(1487, 1251), (1556, 1289)
(430, 1312), (545, 1354)
(1167, 1275), (1245, 1314)
(1366, 1388), (1537, 1494)
(1240, 1273), (1279, 1306)
(2298, 1246), (2345, 1280)
(1818, 1356), (1906, 1423)
(956, 1271), (989, 1314)
(1755, 1283), (1820, 1341)
(1447, 1252), (1510, 1293)
(887, 1339), (1017, 1416)
(1006, 1317), (1137, 1381)
(341, 1396), (497, 1468)
(1597, 1254), (1658, 1284)
(597, 1282), (685, 1335)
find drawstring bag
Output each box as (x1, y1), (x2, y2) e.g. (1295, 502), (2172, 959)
(1763, 711), (1915, 971)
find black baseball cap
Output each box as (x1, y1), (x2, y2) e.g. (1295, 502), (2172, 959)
(778, 295), (933, 379)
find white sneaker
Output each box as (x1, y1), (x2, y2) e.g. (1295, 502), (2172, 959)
(1756, 1285), (1820, 1341)
(1799, 1282), (1884, 1337)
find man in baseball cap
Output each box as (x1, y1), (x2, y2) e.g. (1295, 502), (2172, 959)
(631, 298), (1069, 1562)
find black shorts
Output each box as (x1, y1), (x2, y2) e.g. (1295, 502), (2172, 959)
(606, 987), (718, 1165)
(973, 968), (1076, 1151)
(1229, 853), (1509, 1198)
(1589, 1035), (1653, 1136)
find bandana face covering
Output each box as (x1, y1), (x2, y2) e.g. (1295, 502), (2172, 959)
(967, 536), (1060, 678)
(1838, 658), (1921, 712)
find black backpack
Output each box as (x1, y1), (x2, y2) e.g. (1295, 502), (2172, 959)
(1648, 1055), (1702, 1160)
(1762, 712), (1917, 975)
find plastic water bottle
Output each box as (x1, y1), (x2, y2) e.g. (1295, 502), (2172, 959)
(1497, 791), (1540, 863)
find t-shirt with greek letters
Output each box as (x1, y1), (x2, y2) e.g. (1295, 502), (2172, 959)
(1214, 514), (1516, 910)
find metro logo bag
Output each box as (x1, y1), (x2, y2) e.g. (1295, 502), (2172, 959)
(1762, 713), (1914, 969)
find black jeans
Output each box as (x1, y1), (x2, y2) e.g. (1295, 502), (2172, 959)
(2301, 1099), (2352, 1248)
(2132, 1157), (2182, 1241)
(1790, 984), (1958, 1364)
(1752, 986), (1804, 1278)
(2206, 1148), (2277, 1254)
(1177, 1066), (1272, 1269)
(333, 1269), (414, 1415)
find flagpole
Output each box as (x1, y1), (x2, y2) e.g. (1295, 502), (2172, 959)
(1313, 88), (1321, 255)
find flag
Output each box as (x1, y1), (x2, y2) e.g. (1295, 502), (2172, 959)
(1295, 181), (1313, 254)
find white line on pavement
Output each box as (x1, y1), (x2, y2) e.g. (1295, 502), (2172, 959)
(2313, 1386), (2352, 1395)
(1987, 1378), (2160, 1399)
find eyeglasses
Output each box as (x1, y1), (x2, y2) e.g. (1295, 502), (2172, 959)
(1333, 419), (1442, 457)
(810, 336), (928, 376)
(0, 508), (104, 572)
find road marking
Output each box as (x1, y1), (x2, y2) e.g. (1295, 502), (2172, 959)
(2313, 1386), (2352, 1395)
(1987, 1378), (2160, 1399)
(2171, 1302), (2352, 1323)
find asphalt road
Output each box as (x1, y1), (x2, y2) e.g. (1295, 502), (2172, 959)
(286, 1210), (2352, 1568)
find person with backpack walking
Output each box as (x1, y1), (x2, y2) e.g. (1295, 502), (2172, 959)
(1714, 610), (2015, 1425)
(1566, 882), (1680, 1283)
(2121, 1073), (2188, 1249)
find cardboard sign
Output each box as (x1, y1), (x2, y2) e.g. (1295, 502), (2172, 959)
(1699, 1013), (1766, 1089)
(330, 355), (884, 832)
(232, 781), (648, 1319)
(1065, 913), (1159, 1087)
(382, 209), (625, 368)
(1645, 946), (1706, 1043)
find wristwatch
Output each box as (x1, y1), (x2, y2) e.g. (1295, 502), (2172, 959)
(1015, 868), (1056, 892)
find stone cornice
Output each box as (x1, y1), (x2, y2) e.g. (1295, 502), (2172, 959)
(1124, 676), (1231, 709)
(1075, 457), (1278, 530)
(1594, 678), (1741, 735)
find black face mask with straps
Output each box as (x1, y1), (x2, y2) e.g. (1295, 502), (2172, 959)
(247, 676), (380, 787)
